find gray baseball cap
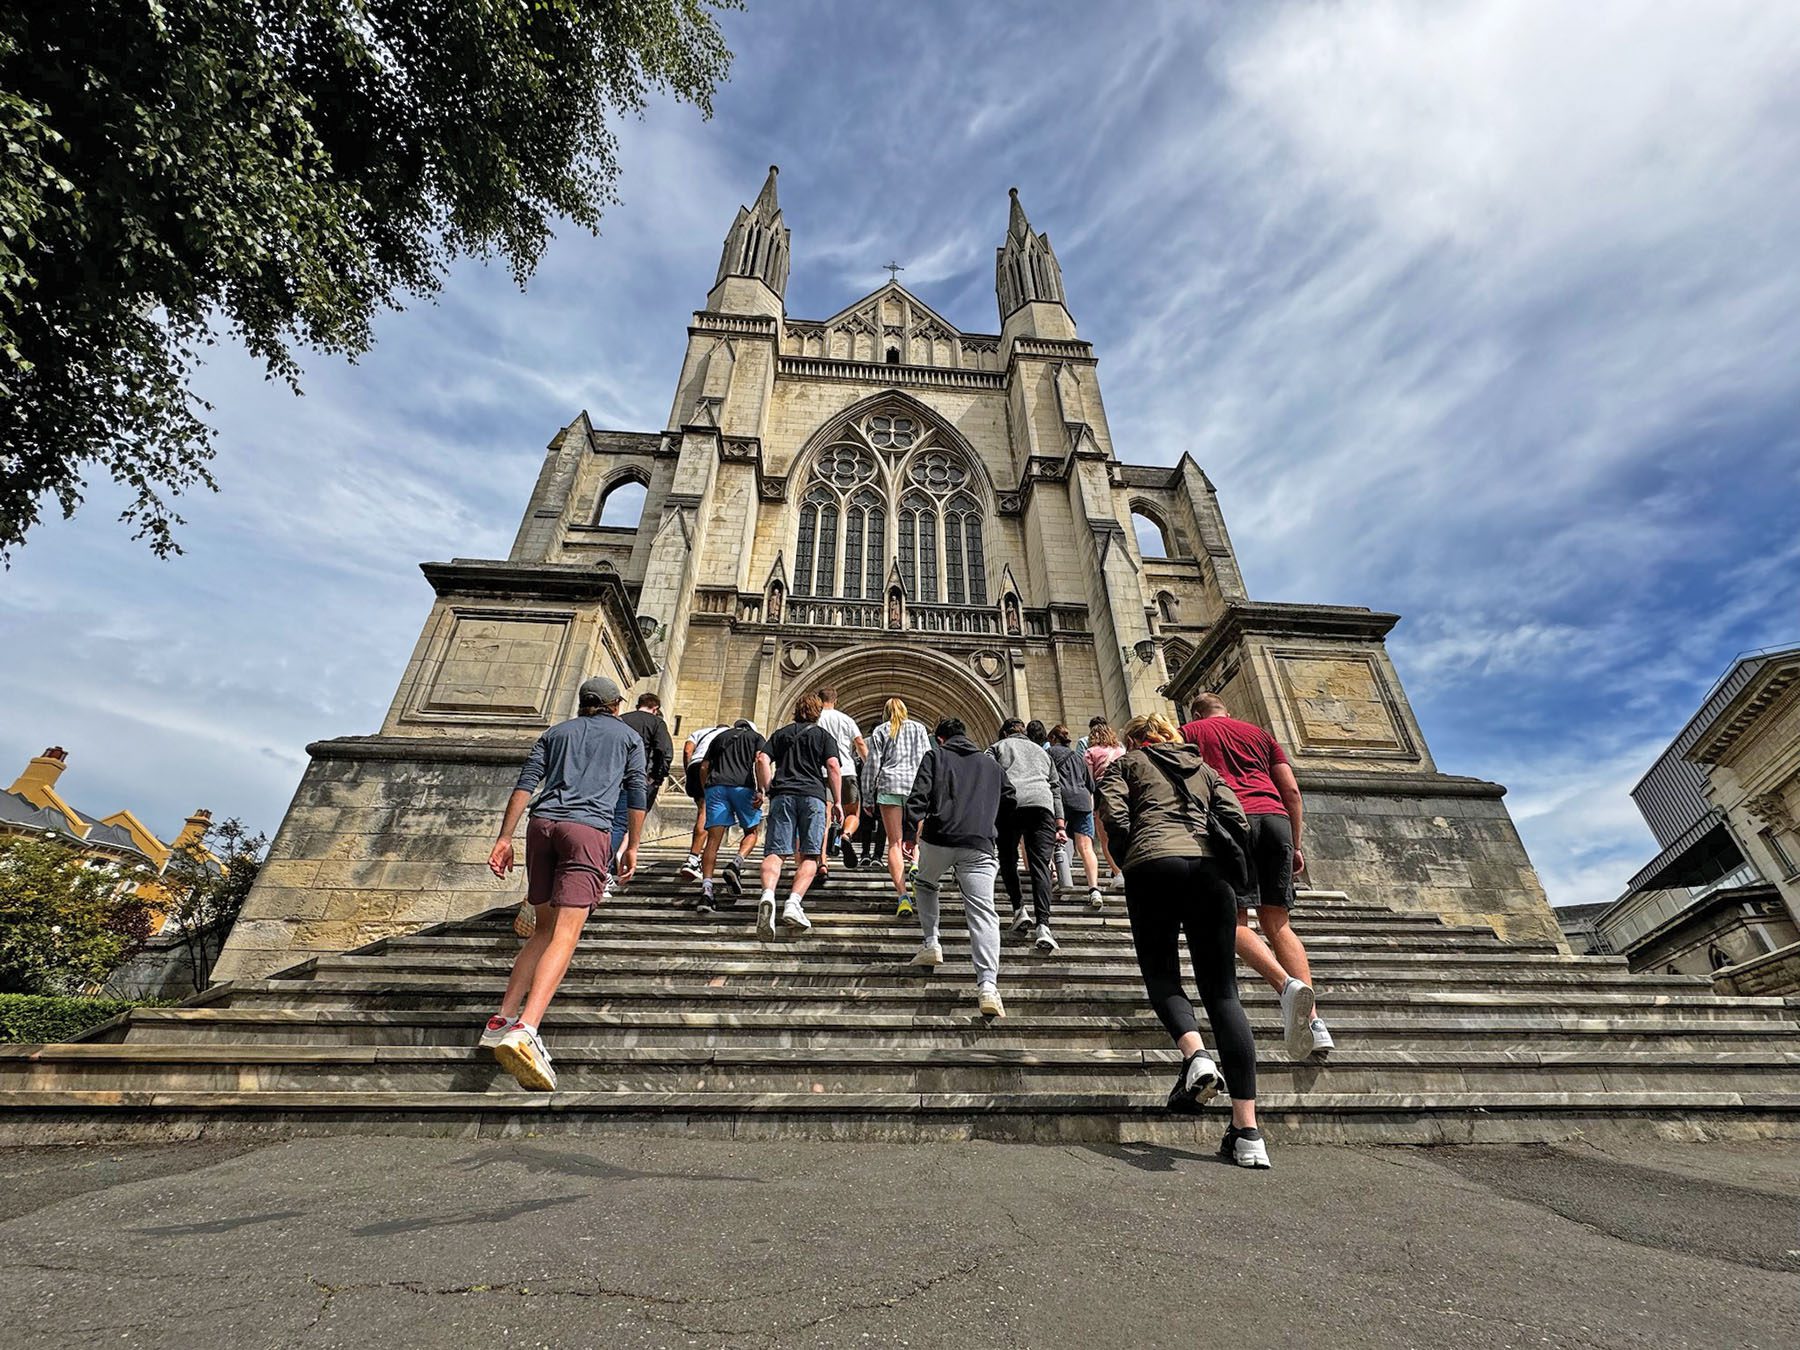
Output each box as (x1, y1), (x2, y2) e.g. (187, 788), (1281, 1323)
(579, 675), (623, 704)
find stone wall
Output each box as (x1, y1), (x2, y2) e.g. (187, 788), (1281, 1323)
(213, 739), (530, 983)
(1299, 771), (1565, 948)
(1715, 941), (1800, 997)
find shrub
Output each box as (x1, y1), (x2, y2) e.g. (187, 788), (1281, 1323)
(0, 993), (154, 1044)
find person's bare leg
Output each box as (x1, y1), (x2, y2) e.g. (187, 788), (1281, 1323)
(519, 904), (592, 1027)
(1075, 835), (1099, 890)
(700, 824), (727, 879)
(687, 814), (707, 859)
(500, 905), (554, 1018)
(1236, 907), (1291, 992)
(760, 851), (786, 894)
(737, 827), (759, 862)
(1259, 906), (1313, 988)
(791, 855), (821, 898)
(880, 803), (906, 895)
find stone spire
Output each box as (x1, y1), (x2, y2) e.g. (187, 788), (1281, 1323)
(995, 187), (1074, 339)
(709, 165), (790, 318)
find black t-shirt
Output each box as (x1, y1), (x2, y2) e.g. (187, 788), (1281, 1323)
(766, 722), (840, 802)
(704, 725), (768, 789)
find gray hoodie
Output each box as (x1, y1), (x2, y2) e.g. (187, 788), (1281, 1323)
(988, 734), (1064, 819)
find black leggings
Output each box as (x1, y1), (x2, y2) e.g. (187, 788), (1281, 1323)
(1123, 855), (1257, 1101)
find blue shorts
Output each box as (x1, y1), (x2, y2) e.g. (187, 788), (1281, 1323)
(765, 793), (828, 857)
(705, 784), (762, 831)
(1067, 809), (1095, 839)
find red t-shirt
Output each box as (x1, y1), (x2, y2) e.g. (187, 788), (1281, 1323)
(1180, 716), (1290, 816)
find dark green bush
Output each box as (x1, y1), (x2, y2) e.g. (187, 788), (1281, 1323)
(0, 993), (155, 1044)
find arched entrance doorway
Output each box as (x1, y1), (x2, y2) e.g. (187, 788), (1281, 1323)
(778, 643), (1007, 745)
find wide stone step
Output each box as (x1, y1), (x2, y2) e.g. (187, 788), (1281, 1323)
(298, 954), (1697, 992)
(112, 1006), (1800, 1052)
(4, 1087), (1798, 1148)
(224, 977), (1799, 1021)
(7, 1041), (1797, 1098)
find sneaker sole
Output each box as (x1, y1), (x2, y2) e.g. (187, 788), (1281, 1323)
(724, 871), (744, 897)
(491, 1041), (555, 1093)
(909, 952), (943, 968)
(755, 904), (777, 941)
(1283, 985), (1317, 1058)
(978, 997), (1005, 1018)
(1235, 1154), (1272, 1170)
(779, 914), (812, 932)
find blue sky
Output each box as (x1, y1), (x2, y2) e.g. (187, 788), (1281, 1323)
(3, 0), (1797, 906)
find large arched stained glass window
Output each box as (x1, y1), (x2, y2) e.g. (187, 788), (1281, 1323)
(785, 409), (987, 612)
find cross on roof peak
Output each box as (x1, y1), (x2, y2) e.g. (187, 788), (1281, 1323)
(882, 260), (904, 282)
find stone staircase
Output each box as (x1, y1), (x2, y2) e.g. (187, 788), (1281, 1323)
(4, 859), (1799, 1144)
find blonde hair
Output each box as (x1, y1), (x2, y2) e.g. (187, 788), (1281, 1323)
(885, 697), (907, 740)
(1089, 722), (1120, 749)
(1122, 713), (1180, 748)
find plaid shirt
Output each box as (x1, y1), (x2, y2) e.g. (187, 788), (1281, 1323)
(863, 719), (932, 798)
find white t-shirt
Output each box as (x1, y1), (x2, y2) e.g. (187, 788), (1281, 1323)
(816, 708), (861, 772)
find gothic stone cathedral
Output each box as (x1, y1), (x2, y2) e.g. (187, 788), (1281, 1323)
(215, 169), (1560, 982)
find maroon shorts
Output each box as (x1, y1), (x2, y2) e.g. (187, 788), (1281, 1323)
(524, 817), (614, 909)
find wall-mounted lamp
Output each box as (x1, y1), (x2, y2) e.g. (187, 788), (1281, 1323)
(1133, 638), (1158, 665)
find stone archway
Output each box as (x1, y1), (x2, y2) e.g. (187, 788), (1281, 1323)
(779, 642), (1008, 745)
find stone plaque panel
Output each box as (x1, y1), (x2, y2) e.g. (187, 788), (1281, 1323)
(414, 608), (573, 722)
(1271, 649), (1415, 757)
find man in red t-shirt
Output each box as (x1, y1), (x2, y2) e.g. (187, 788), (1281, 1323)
(1182, 692), (1334, 1061)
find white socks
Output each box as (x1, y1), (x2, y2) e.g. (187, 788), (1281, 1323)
(759, 888), (776, 907)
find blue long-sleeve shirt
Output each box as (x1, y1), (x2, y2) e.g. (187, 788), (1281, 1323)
(515, 713), (647, 832)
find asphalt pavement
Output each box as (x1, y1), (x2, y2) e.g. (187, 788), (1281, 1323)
(0, 1133), (1794, 1349)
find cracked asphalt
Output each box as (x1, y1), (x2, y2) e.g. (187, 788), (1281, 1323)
(0, 1135), (1794, 1348)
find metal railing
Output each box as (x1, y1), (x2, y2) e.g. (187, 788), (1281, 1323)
(779, 598), (1003, 636)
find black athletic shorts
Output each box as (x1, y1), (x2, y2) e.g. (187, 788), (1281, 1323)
(685, 762), (705, 803)
(1239, 812), (1295, 910)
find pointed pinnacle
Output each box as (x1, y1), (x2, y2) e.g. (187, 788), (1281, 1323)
(753, 164), (780, 216)
(1007, 185), (1031, 239)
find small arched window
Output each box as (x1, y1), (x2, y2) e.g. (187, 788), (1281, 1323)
(886, 347), (901, 365)
(594, 476), (648, 528)
(1156, 590), (1178, 624)
(1132, 510), (1170, 559)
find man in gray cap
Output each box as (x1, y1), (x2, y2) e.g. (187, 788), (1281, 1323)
(483, 674), (647, 1091)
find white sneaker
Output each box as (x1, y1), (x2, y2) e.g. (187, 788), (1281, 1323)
(977, 985), (1006, 1018)
(602, 875), (617, 901)
(755, 896), (777, 941)
(679, 857), (702, 882)
(1279, 978), (1316, 1059)
(910, 943), (944, 968)
(493, 1023), (556, 1092)
(1308, 1017), (1335, 1060)
(1166, 1052), (1223, 1113)
(779, 900), (812, 932)
(1221, 1127), (1271, 1170)
(479, 1014), (518, 1049)
(1009, 908), (1033, 935)
(1034, 924), (1060, 955)
(1088, 887), (1104, 912)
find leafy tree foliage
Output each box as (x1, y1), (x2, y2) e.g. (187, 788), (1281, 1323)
(0, 834), (155, 993)
(0, 0), (737, 559)
(152, 814), (267, 990)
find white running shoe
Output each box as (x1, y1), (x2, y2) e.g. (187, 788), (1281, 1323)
(1166, 1052), (1223, 1113)
(1088, 887), (1104, 912)
(1034, 924), (1060, 955)
(1009, 908), (1033, 935)
(977, 985), (1006, 1018)
(479, 1013), (518, 1049)
(779, 900), (812, 932)
(755, 896), (777, 941)
(1308, 1017), (1335, 1060)
(910, 942), (944, 968)
(1279, 977), (1317, 1059)
(493, 1023), (556, 1092)
(602, 875), (617, 901)
(1220, 1127), (1271, 1170)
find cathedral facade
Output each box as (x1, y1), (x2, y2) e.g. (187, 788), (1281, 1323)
(216, 169), (1560, 983)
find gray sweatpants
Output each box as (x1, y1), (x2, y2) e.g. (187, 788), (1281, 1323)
(912, 841), (1002, 989)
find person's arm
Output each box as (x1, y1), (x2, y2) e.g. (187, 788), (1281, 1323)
(490, 736), (548, 876)
(755, 749), (774, 796)
(903, 749), (936, 829)
(825, 754), (844, 822)
(1094, 760), (1131, 869)
(1047, 757), (1066, 841)
(618, 738), (648, 882)
(1271, 760), (1305, 875)
(852, 733), (868, 760)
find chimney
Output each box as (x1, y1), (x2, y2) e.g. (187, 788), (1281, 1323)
(172, 809), (213, 852)
(8, 746), (70, 801)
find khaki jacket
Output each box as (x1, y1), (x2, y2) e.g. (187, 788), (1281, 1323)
(1094, 741), (1250, 872)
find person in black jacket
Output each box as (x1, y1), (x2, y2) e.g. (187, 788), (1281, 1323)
(904, 717), (1015, 1018)
(611, 694), (676, 893)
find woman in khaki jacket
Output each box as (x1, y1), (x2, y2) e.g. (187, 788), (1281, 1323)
(1096, 713), (1270, 1169)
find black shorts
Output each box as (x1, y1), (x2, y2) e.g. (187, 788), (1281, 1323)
(685, 763), (705, 803)
(1239, 812), (1294, 910)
